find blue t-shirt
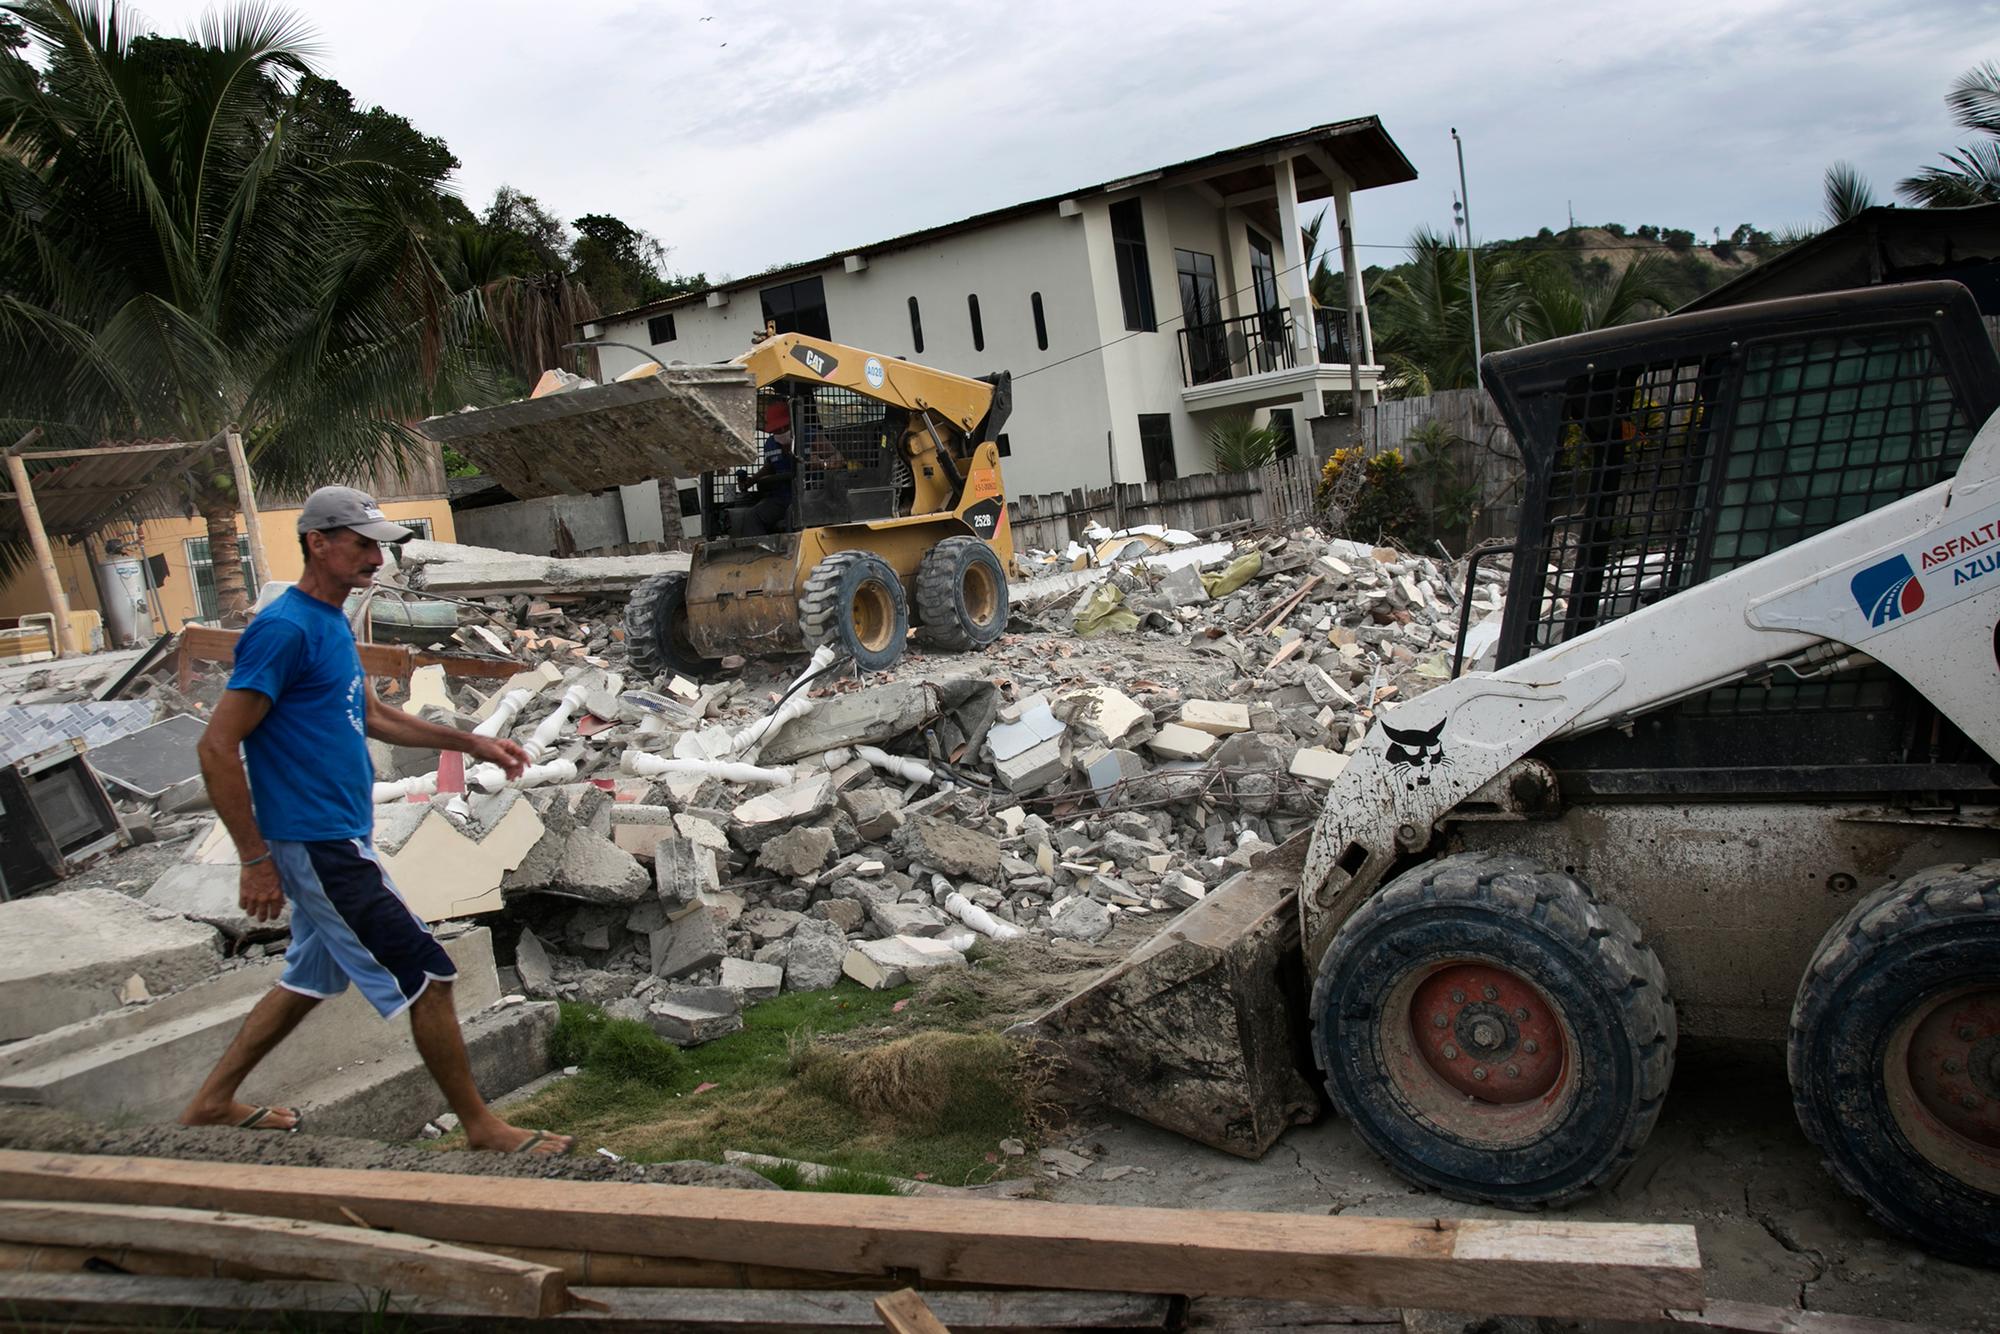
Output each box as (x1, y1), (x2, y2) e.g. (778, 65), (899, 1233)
(228, 587), (374, 841)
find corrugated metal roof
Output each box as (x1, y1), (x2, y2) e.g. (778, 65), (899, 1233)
(1, 439), (219, 544)
(589, 116), (1416, 330)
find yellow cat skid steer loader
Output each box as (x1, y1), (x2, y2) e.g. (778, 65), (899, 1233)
(1031, 280), (2000, 1265)
(626, 333), (1015, 679)
(421, 334), (1016, 678)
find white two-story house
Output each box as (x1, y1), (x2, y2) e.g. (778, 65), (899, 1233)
(582, 118), (1415, 510)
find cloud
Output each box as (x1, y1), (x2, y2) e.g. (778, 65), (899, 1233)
(109, 0), (1993, 273)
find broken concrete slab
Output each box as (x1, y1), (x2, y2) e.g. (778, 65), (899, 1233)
(1049, 895), (1114, 943)
(756, 826), (834, 879)
(648, 906), (729, 979)
(782, 918), (847, 992)
(1180, 700), (1251, 737)
(143, 863), (289, 941)
(719, 957), (783, 1001)
(894, 817), (1002, 882)
(646, 998), (743, 1046)
(1146, 722), (1219, 762)
(0, 890), (221, 1040)
(842, 935), (968, 990)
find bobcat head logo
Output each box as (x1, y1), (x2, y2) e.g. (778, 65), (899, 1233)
(1383, 717), (1450, 789)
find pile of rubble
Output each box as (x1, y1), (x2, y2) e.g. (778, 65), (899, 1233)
(26, 522), (1505, 1060)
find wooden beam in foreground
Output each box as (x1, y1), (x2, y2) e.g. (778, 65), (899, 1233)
(0, 1200), (569, 1318)
(0, 1150), (1704, 1321)
(0, 1273), (1175, 1331)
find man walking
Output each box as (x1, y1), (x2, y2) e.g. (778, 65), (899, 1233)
(179, 487), (571, 1155)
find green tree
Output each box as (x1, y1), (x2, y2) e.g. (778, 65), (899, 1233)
(1898, 60), (2000, 206)
(0, 0), (490, 612)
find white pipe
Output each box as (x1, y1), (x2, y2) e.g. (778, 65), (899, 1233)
(855, 745), (935, 787)
(945, 891), (1023, 940)
(726, 645), (836, 760)
(373, 773), (438, 803)
(620, 750), (794, 786)
(476, 688), (532, 738)
(524, 682), (589, 760)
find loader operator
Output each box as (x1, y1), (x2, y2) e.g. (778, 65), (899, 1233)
(176, 487), (574, 1157)
(733, 400), (798, 536)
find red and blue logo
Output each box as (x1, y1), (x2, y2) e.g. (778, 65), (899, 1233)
(1851, 554), (1925, 627)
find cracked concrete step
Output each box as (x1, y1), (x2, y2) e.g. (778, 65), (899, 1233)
(0, 928), (501, 1127)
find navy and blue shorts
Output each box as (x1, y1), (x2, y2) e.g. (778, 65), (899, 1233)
(271, 838), (456, 1019)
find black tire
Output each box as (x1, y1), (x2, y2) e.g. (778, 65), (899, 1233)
(799, 551), (908, 672)
(625, 571), (720, 681)
(1788, 862), (2000, 1266)
(915, 537), (1009, 650)
(1310, 851), (1676, 1207)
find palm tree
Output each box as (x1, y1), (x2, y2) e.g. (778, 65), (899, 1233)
(0, 0), (489, 614)
(1515, 253), (1674, 343)
(1898, 60), (2000, 207)
(1822, 161), (1880, 225)
(1368, 227), (1521, 396)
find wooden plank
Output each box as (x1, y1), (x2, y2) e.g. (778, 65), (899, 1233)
(0, 1200), (569, 1318)
(876, 1287), (953, 1334)
(1667, 1299), (1954, 1334)
(0, 1150), (1704, 1320)
(174, 623), (521, 683)
(0, 1273), (1175, 1331)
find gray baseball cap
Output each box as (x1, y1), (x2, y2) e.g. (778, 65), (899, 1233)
(297, 486), (413, 542)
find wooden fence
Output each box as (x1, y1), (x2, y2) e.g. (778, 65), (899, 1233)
(1312, 387), (1526, 545)
(1007, 453), (1319, 553)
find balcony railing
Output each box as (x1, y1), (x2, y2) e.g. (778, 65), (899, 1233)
(1179, 308), (1358, 389)
(1179, 309), (1294, 387)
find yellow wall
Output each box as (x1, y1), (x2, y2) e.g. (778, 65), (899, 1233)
(0, 499), (456, 646)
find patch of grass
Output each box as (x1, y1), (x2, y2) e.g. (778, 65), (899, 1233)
(501, 982), (1045, 1186)
(749, 1160), (903, 1195)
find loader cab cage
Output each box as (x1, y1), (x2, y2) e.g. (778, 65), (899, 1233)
(1483, 282), (2000, 670)
(701, 379), (903, 537)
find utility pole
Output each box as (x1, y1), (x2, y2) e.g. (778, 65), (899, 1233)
(1451, 128), (1483, 384)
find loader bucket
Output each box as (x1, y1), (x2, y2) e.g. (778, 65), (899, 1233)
(418, 365), (758, 498)
(1023, 832), (1320, 1158)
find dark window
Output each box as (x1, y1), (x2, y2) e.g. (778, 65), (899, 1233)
(1176, 249), (1225, 383)
(907, 296), (924, 354)
(1138, 414), (1177, 482)
(1031, 292), (1048, 351)
(647, 313), (677, 344)
(1247, 229), (1281, 316)
(996, 433), (1012, 458)
(760, 276), (830, 340)
(1269, 408), (1298, 461)
(968, 294), (984, 352)
(1110, 199), (1156, 332)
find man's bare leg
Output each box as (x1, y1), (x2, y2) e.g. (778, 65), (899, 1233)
(180, 986), (321, 1129)
(407, 981), (571, 1154)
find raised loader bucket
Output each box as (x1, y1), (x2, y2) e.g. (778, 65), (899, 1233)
(1023, 832), (1320, 1158)
(418, 365), (759, 497)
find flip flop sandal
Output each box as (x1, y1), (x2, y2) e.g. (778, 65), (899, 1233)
(510, 1129), (572, 1156)
(236, 1106), (302, 1132)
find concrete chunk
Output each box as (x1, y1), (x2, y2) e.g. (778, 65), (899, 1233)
(1146, 722), (1219, 762)
(841, 935), (968, 990)
(1179, 700), (1251, 736)
(0, 890), (221, 1040)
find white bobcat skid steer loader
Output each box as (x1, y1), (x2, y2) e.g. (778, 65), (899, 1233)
(1032, 280), (2000, 1265)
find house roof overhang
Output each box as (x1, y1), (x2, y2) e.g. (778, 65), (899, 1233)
(1679, 204), (2000, 315)
(590, 117), (1417, 332)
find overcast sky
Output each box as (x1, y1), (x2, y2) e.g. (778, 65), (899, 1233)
(126, 0), (1996, 281)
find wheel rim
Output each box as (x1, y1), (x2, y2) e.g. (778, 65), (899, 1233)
(961, 559), (999, 629)
(1378, 959), (1576, 1146)
(1885, 985), (2000, 1191)
(849, 580), (896, 654)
